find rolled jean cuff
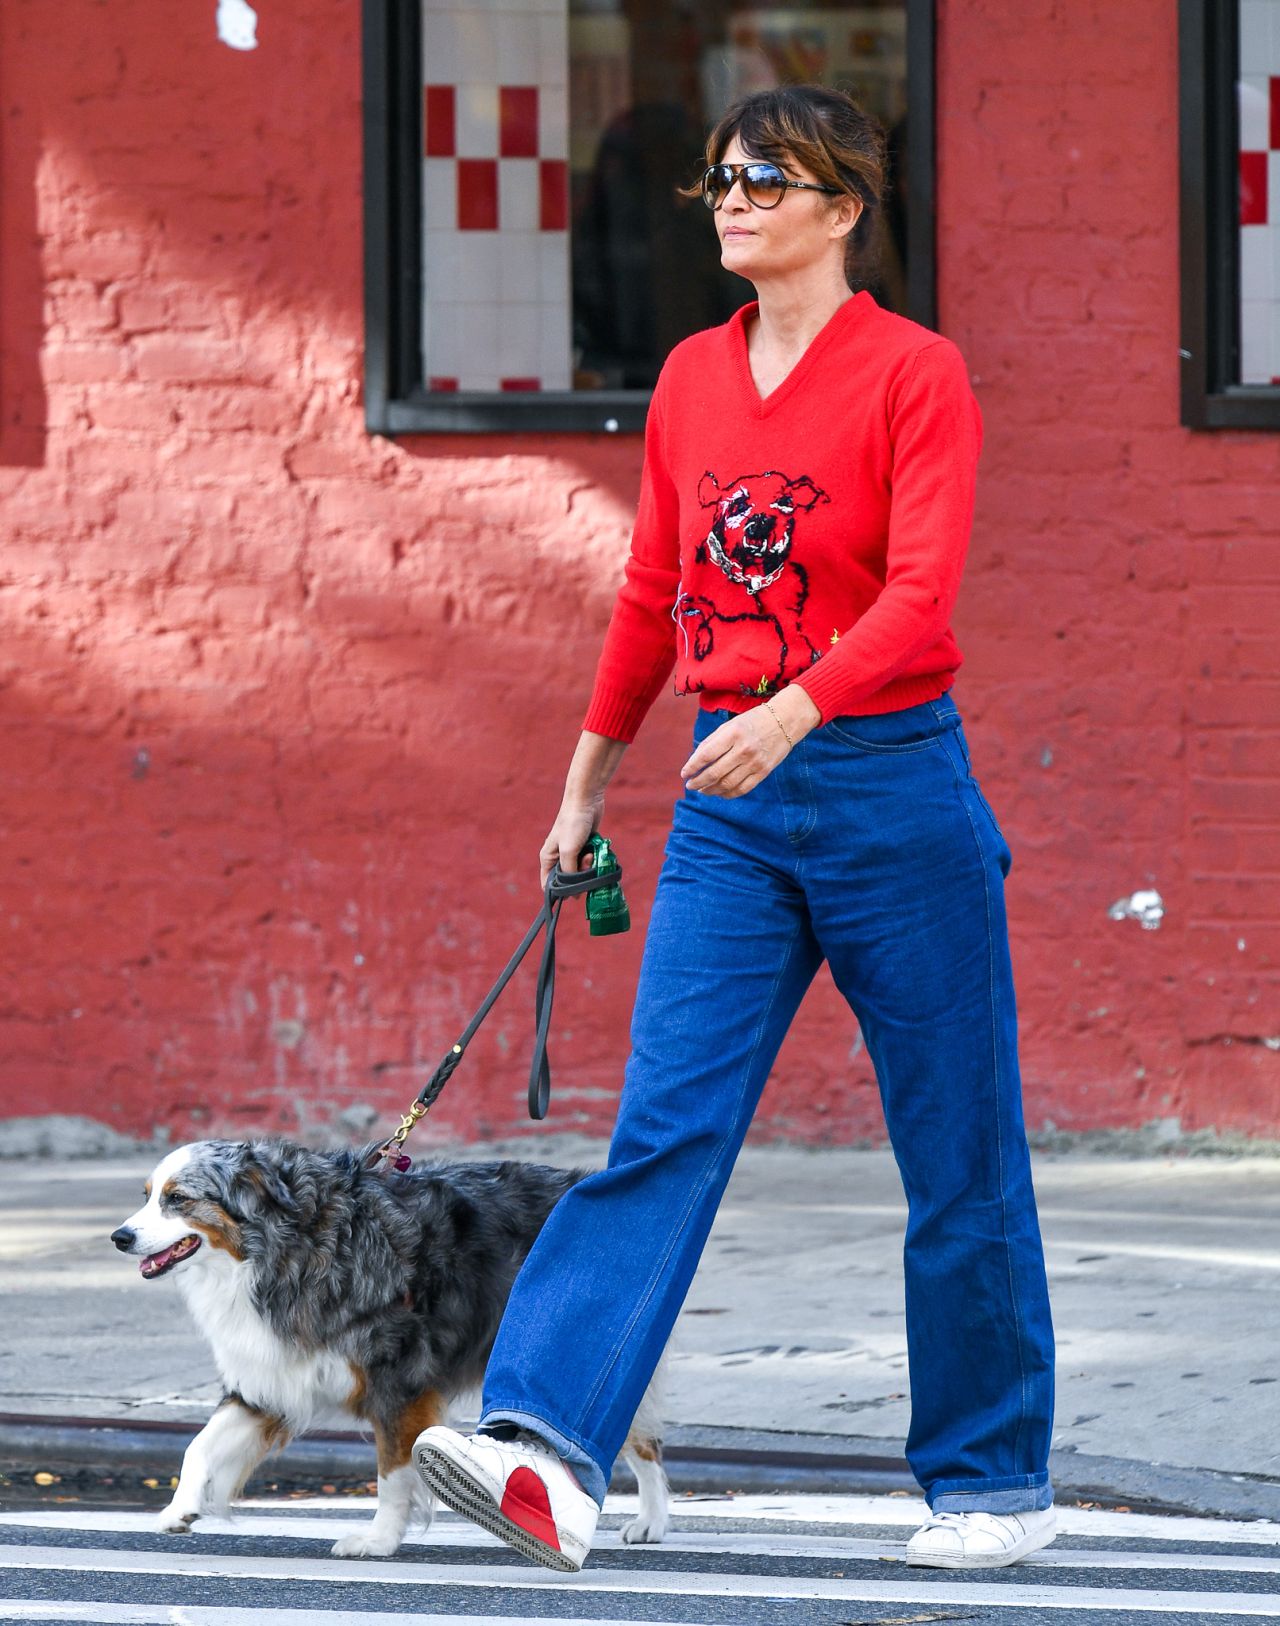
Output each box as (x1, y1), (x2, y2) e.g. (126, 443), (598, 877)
(929, 1474), (1054, 1514)
(477, 1406), (608, 1509)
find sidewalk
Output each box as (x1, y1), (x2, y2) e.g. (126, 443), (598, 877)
(2, 1139), (1278, 1519)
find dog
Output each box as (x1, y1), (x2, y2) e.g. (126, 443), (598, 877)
(110, 1138), (670, 1557)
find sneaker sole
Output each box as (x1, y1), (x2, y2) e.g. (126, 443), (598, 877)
(906, 1518), (1058, 1570)
(413, 1441), (585, 1572)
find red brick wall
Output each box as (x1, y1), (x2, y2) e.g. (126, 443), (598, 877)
(1, 0), (1275, 1147)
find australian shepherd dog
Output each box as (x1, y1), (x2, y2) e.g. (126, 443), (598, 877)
(110, 1139), (669, 1557)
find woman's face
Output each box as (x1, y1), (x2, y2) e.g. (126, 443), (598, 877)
(712, 133), (862, 285)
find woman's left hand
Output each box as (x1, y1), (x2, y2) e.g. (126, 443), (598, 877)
(680, 687), (823, 798)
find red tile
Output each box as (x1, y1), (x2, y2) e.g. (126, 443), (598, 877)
(424, 85), (455, 157)
(500, 87), (539, 157)
(501, 377), (541, 391)
(458, 159), (499, 230)
(1271, 77), (1280, 149)
(1241, 150), (1268, 225)
(428, 376), (459, 391)
(539, 159), (568, 231)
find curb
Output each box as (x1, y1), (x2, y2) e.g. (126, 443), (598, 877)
(2, 1413), (1278, 1522)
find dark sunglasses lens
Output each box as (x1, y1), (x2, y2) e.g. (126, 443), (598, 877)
(743, 164), (787, 205)
(702, 165), (731, 207)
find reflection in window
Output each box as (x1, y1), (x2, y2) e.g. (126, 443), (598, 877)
(420, 0), (909, 393)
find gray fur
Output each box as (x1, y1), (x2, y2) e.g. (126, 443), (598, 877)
(178, 1137), (587, 1428)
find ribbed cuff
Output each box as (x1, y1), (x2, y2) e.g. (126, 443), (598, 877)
(581, 684), (648, 743)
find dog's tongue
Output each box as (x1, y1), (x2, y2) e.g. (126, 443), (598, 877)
(141, 1242), (180, 1276)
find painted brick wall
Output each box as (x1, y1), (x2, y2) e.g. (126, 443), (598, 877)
(0, 0), (1275, 1148)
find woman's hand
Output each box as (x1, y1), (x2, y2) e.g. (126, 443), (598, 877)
(539, 793), (604, 892)
(680, 686), (822, 798)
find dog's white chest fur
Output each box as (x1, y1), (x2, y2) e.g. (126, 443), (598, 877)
(179, 1258), (355, 1430)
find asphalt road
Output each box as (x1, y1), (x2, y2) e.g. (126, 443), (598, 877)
(1, 1490), (1277, 1625)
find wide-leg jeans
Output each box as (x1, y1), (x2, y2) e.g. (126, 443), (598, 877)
(480, 690), (1056, 1514)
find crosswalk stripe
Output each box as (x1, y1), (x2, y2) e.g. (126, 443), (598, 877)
(1, 1509), (1278, 1576)
(0, 1609), (686, 1626)
(237, 1489), (1280, 1547)
(2, 1542), (1277, 1615)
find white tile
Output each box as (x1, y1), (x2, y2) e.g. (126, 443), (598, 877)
(500, 302), (543, 375)
(538, 299), (571, 379)
(1241, 296), (1273, 382)
(458, 303), (501, 376)
(457, 80), (498, 156)
(424, 229), (463, 303)
(499, 158), (540, 231)
(1270, 148), (1280, 218)
(538, 231), (569, 304)
(1271, 298), (1280, 382)
(1239, 74), (1271, 150)
(1240, 223), (1274, 301)
(456, 11), (498, 84)
(459, 371), (502, 391)
(496, 14), (540, 82)
(422, 12), (458, 80)
(499, 230), (538, 301)
(1272, 3), (1280, 71)
(538, 82), (568, 159)
(1240, 0), (1272, 74)
(424, 302), (459, 376)
(538, 11), (567, 86)
(456, 232), (502, 304)
(423, 158), (458, 228)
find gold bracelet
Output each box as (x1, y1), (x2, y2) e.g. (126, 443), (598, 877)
(764, 698), (794, 749)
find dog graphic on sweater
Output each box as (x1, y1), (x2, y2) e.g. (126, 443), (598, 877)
(674, 468), (830, 694)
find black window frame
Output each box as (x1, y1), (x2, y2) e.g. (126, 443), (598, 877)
(362, 0), (938, 435)
(1179, 0), (1280, 428)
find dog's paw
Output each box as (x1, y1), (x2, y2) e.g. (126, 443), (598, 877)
(620, 1512), (668, 1545)
(330, 1529), (402, 1559)
(156, 1506), (199, 1535)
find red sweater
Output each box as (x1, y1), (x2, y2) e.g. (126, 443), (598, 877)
(580, 289), (984, 742)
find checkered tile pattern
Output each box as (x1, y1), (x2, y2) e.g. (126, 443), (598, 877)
(421, 0), (571, 393)
(1238, 2), (1280, 382)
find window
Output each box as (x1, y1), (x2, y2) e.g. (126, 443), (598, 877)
(1180, 0), (1280, 427)
(364, 0), (936, 434)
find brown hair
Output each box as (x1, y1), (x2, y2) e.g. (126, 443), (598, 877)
(676, 83), (889, 288)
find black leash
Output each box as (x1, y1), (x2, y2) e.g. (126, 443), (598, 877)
(369, 844), (626, 1173)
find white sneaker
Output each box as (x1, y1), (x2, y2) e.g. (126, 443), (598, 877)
(412, 1424), (598, 1572)
(905, 1506), (1058, 1568)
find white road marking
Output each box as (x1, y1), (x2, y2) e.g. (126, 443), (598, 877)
(1, 1507), (1278, 1575)
(1, 1543), (1277, 1615)
(0, 1611), (680, 1626)
(9, 1492), (1280, 1547)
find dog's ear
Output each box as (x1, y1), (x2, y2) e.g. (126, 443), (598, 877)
(239, 1153), (298, 1215)
(697, 470), (722, 509)
(785, 475), (829, 511)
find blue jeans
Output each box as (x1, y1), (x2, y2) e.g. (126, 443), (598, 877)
(480, 690), (1056, 1515)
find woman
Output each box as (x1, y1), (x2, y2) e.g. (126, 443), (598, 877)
(414, 82), (1057, 1573)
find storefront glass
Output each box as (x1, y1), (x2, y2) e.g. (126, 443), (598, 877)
(420, 0), (909, 393)
(1238, 0), (1280, 383)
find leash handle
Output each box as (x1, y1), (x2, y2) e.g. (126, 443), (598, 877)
(369, 845), (623, 1169)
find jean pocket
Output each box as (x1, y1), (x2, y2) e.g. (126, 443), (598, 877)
(824, 695), (961, 753)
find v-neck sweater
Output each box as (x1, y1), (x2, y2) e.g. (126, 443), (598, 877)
(580, 288), (985, 742)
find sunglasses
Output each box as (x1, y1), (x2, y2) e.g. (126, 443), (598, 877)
(700, 161), (843, 211)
